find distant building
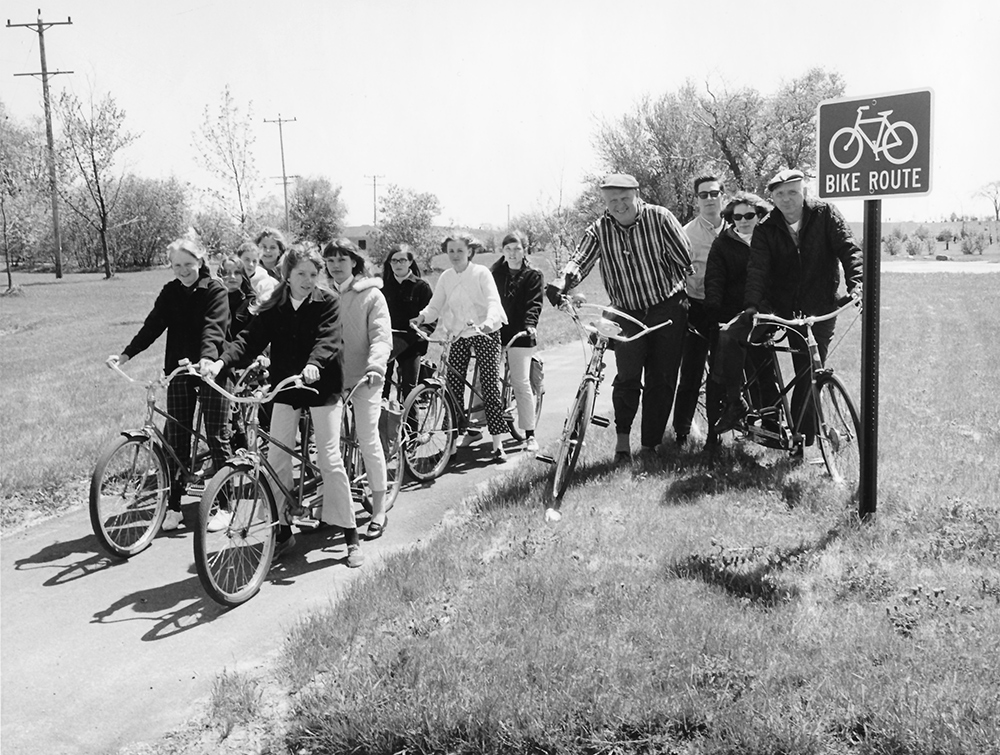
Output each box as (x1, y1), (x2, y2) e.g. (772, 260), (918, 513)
(341, 225), (377, 254)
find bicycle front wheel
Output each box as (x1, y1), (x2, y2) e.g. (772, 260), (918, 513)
(195, 465), (278, 607)
(90, 436), (169, 558)
(551, 380), (596, 502)
(399, 384), (455, 482)
(815, 374), (861, 502)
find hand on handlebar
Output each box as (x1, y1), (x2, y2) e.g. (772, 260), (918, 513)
(545, 280), (566, 307)
(364, 371), (384, 388)
(302, 364), (320, 384)
(106, 354), (128, 369)
(199, 358), (224, 380)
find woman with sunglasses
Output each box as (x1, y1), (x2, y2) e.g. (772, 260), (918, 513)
(704, 192), (773, 435)
(381, 244), (433, 404)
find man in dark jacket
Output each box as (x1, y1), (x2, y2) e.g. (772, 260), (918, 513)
(727, 168), (862, 449)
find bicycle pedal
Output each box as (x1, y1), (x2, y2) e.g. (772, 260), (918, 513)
(292, 515), (321, 529)
(590, 414), (610, 428)
(535, 453), (555, 465)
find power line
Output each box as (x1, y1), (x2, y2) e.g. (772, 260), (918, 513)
(7, 10), (73, 279)
(364, 174), (384, 227)
(264, 114), (296, 233)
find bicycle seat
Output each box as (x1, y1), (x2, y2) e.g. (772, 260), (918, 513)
(877, 109), (893, 116)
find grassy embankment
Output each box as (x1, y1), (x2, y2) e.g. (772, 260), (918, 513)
(195, 273), (995, 754)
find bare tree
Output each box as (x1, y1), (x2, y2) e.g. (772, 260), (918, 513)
(976, 181), (1000, 222)
(56, 91), (137, 279)
(194, 86), (260, 231)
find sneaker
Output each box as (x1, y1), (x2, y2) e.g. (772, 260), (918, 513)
(715, 398), (749, 434)
(161, 509), (184, 532)
(274, 533), (297, 560)
(491, 447), (508, 463)
(524, 436), (539, 453)
(346, 543), (365, 568)
(206, 508), (232, 533)
(460, 430), (482, 447)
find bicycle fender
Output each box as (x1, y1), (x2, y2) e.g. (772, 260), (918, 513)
(222, 451), (260, 473)
(118, 428), (153, 443)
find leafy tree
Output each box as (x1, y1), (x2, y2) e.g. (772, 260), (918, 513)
(2, 102), (48, 287)
(373, 184), (441, 267)
(194, 86), (260, 231)
(110, 175), (188, 268)
(193, 204), (243, 258)
(56, 91), (138, 279)
(289, 176), (346, 246)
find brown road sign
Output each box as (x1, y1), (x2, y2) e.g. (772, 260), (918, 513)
(817, 89), (933, 200)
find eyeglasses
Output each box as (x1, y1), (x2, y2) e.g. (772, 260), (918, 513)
(390, 257), (410, 264)
(731, 212), (758, 221)
(697, 190), (722, 199)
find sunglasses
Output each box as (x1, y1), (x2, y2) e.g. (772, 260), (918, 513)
(697, 190), (722, 199)
(731, 212), (758, 221)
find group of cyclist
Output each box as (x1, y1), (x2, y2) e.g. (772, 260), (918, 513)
(107, 226), (545, 568)
(547, 167), (863, 462)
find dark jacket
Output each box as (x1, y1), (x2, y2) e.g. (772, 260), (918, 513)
(704, 226), (752, 325)
(744, 197), (862, 317)
(383, 274), (433, 355)
(221, 287), (343, 407)
(226, 288), (255, 341)
(122, 267), (229, 373)
(491, 259), (544, 348)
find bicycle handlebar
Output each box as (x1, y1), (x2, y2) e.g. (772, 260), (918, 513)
(558, 296), (672, 343)
(106, 358), (199, 388)
(752, 295), (861, 330)
(201, 372), (316, 404)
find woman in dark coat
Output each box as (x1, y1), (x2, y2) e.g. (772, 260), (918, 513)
(490, 231), (544, 451)
(381, 243), (433, 404)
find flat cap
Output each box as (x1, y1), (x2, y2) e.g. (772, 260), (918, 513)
(600, 173), (640, 190)
(767, 168), (805, 191)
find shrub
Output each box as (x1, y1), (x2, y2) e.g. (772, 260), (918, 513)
(960, 232), (988, 255)
(913, 224), (930, 241)
(904, 237), (925, 256)
(883, 235), (903, 256)
(936, 228), (954, 243)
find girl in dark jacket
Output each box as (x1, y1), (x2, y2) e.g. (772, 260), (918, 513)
(109, 230), (231, 532)
(490, 231), (544, 451)
(381, 243), (432, 403)
(201, 244), (363, 568)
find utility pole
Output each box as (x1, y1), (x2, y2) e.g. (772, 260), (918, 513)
(364, 174), (384, 227)
(8, 10), (73, 279)
(264, 114), (296, 233)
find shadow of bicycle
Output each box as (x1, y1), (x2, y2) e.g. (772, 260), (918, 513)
(13, 533), (126, 587)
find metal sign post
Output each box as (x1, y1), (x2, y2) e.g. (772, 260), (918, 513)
(817, 88), (933, 522)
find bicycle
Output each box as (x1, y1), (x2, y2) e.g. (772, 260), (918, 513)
(194, 374), (399, 606)
(723, 296), (862, 500)
(397, 328), (544, 482)
(90, 359), (239, 558)
(829, 104), (918, 170)
(537, 295), (673, 521)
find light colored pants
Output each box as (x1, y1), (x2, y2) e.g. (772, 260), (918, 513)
(268, 401), (354, 528)
(506, 346), (536, 432)
(348, 381), (386, 494)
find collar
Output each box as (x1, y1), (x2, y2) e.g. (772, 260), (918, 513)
(695, 214), (724, 235)
(337, 275), (355, 293)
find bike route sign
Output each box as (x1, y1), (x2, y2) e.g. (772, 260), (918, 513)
(817, 89), (932, 200)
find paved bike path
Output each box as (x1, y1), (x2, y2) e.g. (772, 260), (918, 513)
(0, 340), (614, 755)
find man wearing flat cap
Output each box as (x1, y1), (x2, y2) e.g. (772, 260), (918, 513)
(732, 168), (862, 450)
(547, 173), (693, 461)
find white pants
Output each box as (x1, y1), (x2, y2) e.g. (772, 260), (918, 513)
(507, 346), (536, 432)
(348, 381), (386, 493)
(268, 401), (354, 528)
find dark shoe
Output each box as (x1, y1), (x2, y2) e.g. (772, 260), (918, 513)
(491, 447), (508, 463)
(274, 533), (296, 560)
(705, 431), (721, 447)
(366, 516), (387, 540)
(715, 398), (749, 434)
(674, 432), (688, 448)
(614, 450), (631, 465)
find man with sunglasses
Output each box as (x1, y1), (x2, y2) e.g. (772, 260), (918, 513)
(742, 168), (863, 455)
(546, 173), (693, 462)
(673, 174), (726, 448)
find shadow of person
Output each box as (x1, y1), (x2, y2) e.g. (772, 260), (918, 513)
(91, 573), (227, 641)
(13, 533), (125, 587)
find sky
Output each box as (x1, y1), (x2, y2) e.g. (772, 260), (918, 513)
(3, 0), (998, 229)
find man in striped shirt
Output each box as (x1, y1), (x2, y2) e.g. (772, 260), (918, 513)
(547, 173), (693, 462)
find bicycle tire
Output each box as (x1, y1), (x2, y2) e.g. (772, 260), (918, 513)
(829, 127), (863, 170)
(882, 120), (918, 165)
(551, 380), (596, 502)
(195, 464), (278, 607)
(340, 405), (371, 515)
(384, 426), (403, 510)
(89, 435), (169, 558)
(399, 383), (456, 482)
(814, 374), (861, 503)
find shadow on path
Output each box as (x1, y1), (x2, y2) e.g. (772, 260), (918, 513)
(13, 533), (125, 586)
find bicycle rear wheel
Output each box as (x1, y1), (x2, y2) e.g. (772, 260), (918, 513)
(90, 436), (169, 558)
(195, 465), (277, 607)
(399, 384), (455, 482)
(814, 374), (861, 502)
(551, 380), (596, 502)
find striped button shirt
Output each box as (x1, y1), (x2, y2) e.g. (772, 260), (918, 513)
(563, 200), (693, 311)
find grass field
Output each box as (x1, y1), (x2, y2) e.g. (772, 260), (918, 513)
(3, 263), (1000, 753)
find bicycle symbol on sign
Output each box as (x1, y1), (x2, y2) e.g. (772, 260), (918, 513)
(829, 104), (918, 170)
